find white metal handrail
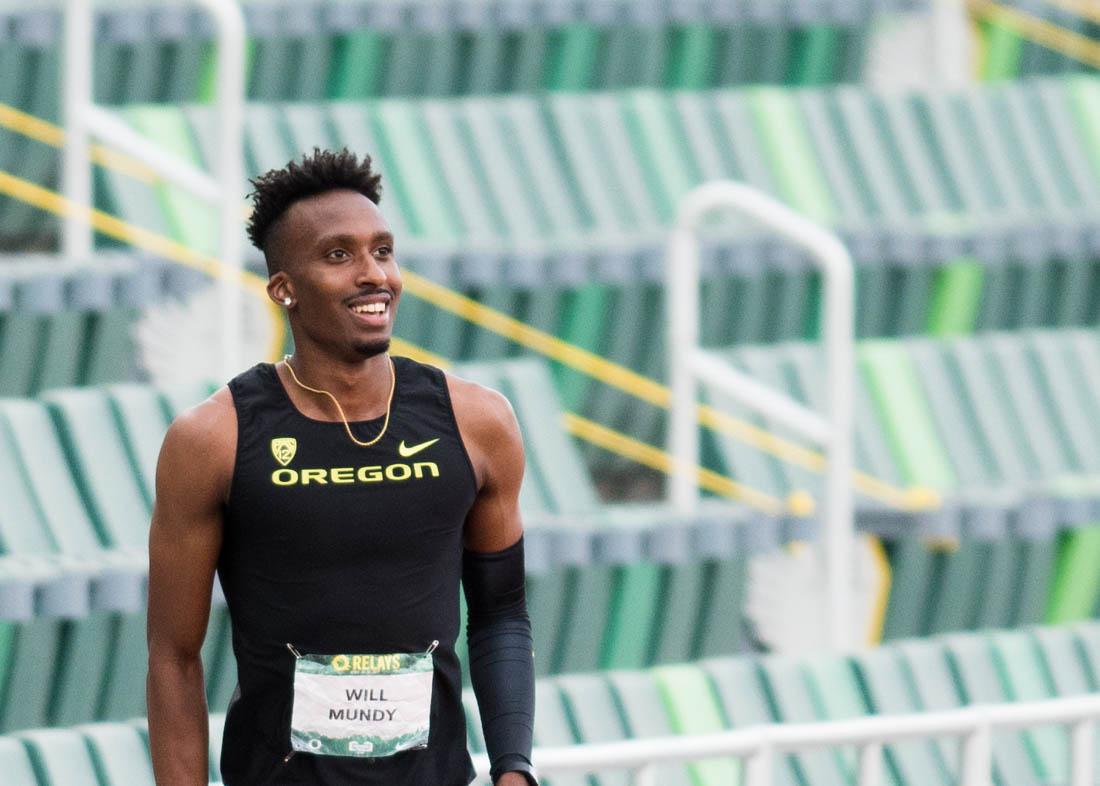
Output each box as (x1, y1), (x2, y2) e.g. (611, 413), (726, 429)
(62, 0), (246, 379)
(473, 693), (1100, 786)
(666, 181), (855, 651)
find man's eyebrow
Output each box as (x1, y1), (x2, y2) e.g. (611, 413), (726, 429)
(313, 230), (394, 248)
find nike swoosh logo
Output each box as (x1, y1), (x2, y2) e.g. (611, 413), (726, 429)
(398, 438), (440, 458)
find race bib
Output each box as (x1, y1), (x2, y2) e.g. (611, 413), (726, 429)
(288, 644), (435, 758)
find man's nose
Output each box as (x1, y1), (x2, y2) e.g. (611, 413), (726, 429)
(356, 254), (387, 287)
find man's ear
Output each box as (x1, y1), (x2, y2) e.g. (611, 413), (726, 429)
(268, 272), (294, 307)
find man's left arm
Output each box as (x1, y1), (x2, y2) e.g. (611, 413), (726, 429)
(451, 377), (537, 786)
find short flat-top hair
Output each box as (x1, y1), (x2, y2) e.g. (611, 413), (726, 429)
(246, 147), (383, 264)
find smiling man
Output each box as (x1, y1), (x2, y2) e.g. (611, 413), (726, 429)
(147, 149), (536, 785)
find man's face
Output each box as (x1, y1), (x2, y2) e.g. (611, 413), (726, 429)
(269, 189), (401, 359)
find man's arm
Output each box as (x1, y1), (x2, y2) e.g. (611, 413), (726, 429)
(147, 390), (235, 784)
(449, 377), (537, 786)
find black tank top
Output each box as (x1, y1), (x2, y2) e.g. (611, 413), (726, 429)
(220, 357), (478, 785)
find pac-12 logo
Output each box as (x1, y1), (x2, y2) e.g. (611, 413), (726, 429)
(271, 437), (297, 467)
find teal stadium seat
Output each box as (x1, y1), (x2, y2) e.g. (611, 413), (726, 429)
(702, 656), (799, 786)
(78, 722), (157, 786)
(17, 728), (102, 786)
(852, 646), (953, 786)
(0, 735), (37, 786)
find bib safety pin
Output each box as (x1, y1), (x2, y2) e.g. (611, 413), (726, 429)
(426, 640), (439, 655)
(286, 643), (303, 659)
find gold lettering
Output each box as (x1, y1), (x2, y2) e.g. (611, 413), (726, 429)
(386, 463), (412, 481)
(413, 461), (440, 478)
(357, 465), (384, 483)
(301, 468), (328, 485)
(271, 468), (298, 486)
(330, 467), (354, 484)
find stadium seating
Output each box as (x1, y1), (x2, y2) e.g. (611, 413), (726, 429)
(0, 0), (924, 117)
(3, 76), (1096, 467)
(6, 78), (1100, 458)
(0, 620), (1096, 786)
(4, 323), (1100, 730)
(707, 327), (1100, 640)
(1, 0), (1099, 781)
(0, 254), (202, 396)
(85, 77), (1100, 271)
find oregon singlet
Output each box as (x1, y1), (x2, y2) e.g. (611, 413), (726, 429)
(220, 357), (478, 785)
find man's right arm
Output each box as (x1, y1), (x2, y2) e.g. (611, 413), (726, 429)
(147, 390), (235, 785)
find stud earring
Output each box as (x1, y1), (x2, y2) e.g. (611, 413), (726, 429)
(283, 297), (292, 306)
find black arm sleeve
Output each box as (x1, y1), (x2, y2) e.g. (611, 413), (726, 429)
(462, 536), (538, 785)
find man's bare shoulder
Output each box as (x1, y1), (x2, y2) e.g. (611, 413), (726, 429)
(158, 387), (237, 494)
(444, 372), (518, 444)
(164, 387), (236, 449)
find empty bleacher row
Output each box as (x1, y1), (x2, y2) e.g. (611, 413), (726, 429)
(2, 620), (1100, 786)
(48, 77), (1100, 360)
(8, 74), (1100, 267)
(0, 254), (205, 396)
(0, 0), (923, 124)
(4, 326), (1100, 731)
(707, 328), (1100, 641)
(73, 76), (1100, 261)
(5, 77), (1098, 428)
(516, 620), (1100, 786)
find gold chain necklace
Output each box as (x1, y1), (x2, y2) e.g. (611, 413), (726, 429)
(283, 354), (396, 448)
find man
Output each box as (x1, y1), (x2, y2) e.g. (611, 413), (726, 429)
(147, 148), (536, 785)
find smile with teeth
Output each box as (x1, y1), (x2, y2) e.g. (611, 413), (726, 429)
(351, 302), (388, 315)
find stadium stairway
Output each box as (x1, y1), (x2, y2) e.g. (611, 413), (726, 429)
(5, 327), (1100, 730)
(4, 621), (1100, 786)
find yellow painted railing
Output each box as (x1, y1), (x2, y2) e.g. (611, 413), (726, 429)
(971, 0), (1100, 70)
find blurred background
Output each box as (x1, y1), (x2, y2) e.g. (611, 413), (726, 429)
(3, 0), (1100, 783)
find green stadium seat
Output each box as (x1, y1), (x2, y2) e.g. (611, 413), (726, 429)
(852, 646), (952, 786)
(604, 669), (691, 786)
(987, 630), (1067, 784)
(41, 388), (151, 549)
(1032, 625), (1093, 696)
(0, 397), (143, 731)
(702, 656), (798, 786)
(78, 722), (156, 785)
(757, 655), (849, 786)
(124, 105), (218, 257)
(651, 663), (739, 786)
(940, 633), (1042, 786)
(556, 673), (630, 786)
(532, 680), (586, 786)
(0, 257), (171, 398)
(106, 384), (171, 505)
(0, 735), (37, 786)
(1071, 622), (1100, 689)
(804, 653), (893, 784)
(17, 728), (101, 786)
(893, 638), (964, 769)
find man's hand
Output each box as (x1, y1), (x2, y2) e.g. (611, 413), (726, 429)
(496, 773), (533, 786)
